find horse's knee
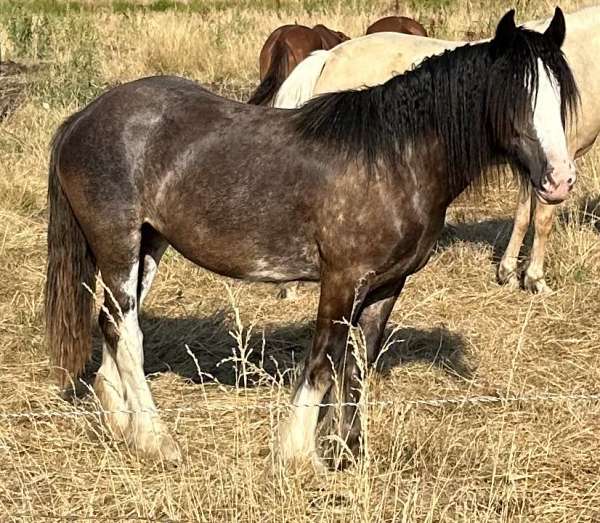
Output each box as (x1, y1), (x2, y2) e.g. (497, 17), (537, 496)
(303, 353), (334, 389)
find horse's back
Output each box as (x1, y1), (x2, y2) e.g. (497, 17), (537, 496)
(53, 76), (245, 218)
(58, 75), (237, 162)
(366, 16), (428, 37)
(314, 33), (460, 95)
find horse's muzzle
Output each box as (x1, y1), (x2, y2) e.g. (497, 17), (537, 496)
(536, 164), (576, 204)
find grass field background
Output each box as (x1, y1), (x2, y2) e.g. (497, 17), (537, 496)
(1, 0), (600, 521)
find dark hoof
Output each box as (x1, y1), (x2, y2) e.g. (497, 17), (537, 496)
(523, 274), (552, 294)
(320, 435), (361, 471)
(317, 411), (362, 470)
(497, 263), (521, 290)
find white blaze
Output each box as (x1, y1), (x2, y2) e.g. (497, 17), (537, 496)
(532, 58), (571, 169)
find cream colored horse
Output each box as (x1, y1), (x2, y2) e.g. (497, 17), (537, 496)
(275, 6), (600, 292)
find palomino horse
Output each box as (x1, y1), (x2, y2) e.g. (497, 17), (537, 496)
(366, 15), (428, 36)
(247, 24), (348, 106)
(46, 9), (577, 467)
(274, 6), (598, 293)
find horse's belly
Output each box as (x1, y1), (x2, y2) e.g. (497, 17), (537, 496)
(165, 229), (321, 283)
(242, 254), (320, 282)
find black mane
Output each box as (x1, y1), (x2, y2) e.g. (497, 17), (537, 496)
(293, 26), (579, 194)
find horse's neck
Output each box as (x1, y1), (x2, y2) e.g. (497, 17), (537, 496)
(405, 57), (497, 199)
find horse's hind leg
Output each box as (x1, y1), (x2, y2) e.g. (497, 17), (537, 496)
(96, 225), (168, 441)
(138, 224), (168, 309)
(94, 321), (129, 438)
(359, 280), (405, 365)
(95, 237), (179, 462)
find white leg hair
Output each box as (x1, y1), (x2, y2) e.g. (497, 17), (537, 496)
(277, 379), (329, 466)
(139, 254), (159, 308)
(97, 262), (180, 462)
(94, 341), (129, 437)
(119, 303), (180, 460)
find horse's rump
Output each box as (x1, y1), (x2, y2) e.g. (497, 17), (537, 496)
(248, 39), (291, 105)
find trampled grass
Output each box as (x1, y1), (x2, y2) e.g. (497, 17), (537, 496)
(0, 0), (599, 521)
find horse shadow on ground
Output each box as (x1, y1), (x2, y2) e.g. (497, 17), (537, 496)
(438, 192), (600, 256)
(436, 217), (514, 262)
(558, 194), (600, 232)
(80, 312), (473, 392)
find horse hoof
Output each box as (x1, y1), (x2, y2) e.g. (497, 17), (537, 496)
(157, 433), (183, 464)
(271, 451), (327, 474)
(102, 412), (131, 441)
(275, 422), (312, 461)
(320, 437), (360, 471)
(523, 275), (552, 294)
(271, 440), (326, 473)
(497, 264), (520, 289)
(134, 430), (182, 465)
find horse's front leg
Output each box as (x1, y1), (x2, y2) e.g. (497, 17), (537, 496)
(277, 269), (360, 469)
(498, 184), (532, 288)
(317, 281), (406, 469)
(359, 280), (406, 365)
(523, 200), (557, 293)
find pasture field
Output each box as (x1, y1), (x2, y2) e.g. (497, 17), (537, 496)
(1, 0), (600, 520)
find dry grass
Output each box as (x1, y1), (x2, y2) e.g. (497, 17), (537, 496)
(1, 0), (600, 521)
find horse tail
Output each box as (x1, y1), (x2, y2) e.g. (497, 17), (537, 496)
(272, 49), (329, 109)
(45, 114), (97, 388)
(247, 39), (291, 106)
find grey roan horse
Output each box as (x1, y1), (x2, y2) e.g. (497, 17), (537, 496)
(45, 9), (577, 468)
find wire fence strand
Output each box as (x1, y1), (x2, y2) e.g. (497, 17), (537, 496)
(2, 390), (600, 421)
(7, 513), (187, 522)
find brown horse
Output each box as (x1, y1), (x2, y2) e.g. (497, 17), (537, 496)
(45, 10), (576, 468)
(248, 24), (349, 106)
(366, 15), (428, 37)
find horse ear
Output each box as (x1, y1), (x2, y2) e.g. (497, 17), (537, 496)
(544, 7), (566, 47)
(492, 9), (517, 54)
